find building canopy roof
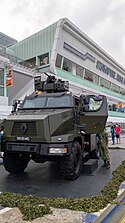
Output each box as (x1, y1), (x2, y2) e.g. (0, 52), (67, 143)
(0, 32), (17, 47)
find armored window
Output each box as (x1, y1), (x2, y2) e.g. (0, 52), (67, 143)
(46, 96), (71, 108)
(22, 97), (46, 108)
(89, 97), (102, 111)
(80, 95), (104, 112)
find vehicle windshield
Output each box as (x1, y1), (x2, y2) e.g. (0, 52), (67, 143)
(22, 95), (72, 109)
(22, 97), (46, 108)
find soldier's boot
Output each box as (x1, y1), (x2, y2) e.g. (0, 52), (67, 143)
(106, 160), (110, 169)
(101, 160), (107, 167)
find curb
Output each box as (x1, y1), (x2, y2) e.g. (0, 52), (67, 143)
(0, 207), (12, 215)
(81, 181), (125, 223)
(109, 147), (125, 150)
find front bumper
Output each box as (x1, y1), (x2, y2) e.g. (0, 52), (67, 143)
(6, 142), (72, 156)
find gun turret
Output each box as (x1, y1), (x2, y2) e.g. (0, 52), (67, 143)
(34, 73), (69, 93)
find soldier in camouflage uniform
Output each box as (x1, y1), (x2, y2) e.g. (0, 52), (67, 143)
(97, 128), (110, 169)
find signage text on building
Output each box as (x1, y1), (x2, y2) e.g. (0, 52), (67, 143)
(96, 60), (125, 85)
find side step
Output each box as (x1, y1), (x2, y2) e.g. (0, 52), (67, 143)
(83, 159), (98, 174)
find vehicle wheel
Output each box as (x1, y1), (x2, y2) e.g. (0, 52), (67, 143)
(60, 141), (82, 180)
(3, 152), (29, 174)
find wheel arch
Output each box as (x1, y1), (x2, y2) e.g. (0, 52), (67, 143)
(73, 137), (82, 148)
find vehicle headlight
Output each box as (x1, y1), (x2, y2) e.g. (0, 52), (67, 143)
(49, 147), (67, 154)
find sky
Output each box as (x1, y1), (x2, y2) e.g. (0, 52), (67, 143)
(1, 0), (125, 67)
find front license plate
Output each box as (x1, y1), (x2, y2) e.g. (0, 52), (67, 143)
(16, 136), (30, 141)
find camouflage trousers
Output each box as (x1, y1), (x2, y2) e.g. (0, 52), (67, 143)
(100, 146), (110, 162)
(97, 135), (110, 162)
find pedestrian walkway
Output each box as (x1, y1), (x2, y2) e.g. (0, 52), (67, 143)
(108, 135), (125, 149)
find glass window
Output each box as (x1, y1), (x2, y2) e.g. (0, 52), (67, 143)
(84, 69), (98, 84)
(120, 88), (125, 96)
(39, 53), (49, 66)
(62, 58), (72, 72)
(111, 83), (120, 93)
(89, 97), (103, 111)
(22, 97), (46, 108)
(22, 57), (36, 68)
(22, 95), (71, 109)
(82, 95), (103, 111)
(0, 86), (4, 96)
(55, 54), (62, 68)
(0, 68), (4, 85)
(76, 65), (84, 77)
(100, 77), (110, 89)
(46, 96), (71, 107)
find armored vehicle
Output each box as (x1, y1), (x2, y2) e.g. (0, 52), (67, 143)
(1, 73), (108, 180)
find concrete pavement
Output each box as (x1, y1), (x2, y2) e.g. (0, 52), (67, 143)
(108, 135), (125, 149)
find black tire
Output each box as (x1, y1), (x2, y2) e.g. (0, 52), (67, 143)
(60, 141), (82, 180)
(3, 152), (29, 174)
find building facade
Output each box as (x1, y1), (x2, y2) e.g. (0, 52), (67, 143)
(0, 41), (35, 119)
(5, 18), (125, 125)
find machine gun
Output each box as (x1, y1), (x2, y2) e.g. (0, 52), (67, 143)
(34, 72), (69, 93)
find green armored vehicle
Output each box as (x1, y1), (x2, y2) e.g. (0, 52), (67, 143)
(1, 73), (108, 180)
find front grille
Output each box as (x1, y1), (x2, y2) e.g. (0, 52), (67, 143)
(12, 122), (37, 136)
